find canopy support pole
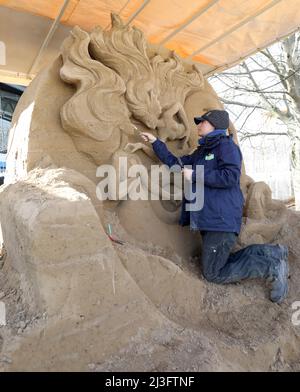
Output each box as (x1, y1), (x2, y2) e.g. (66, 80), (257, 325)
(187, 0), (283, 60)
(28, 0), (70, 75)
(125, 0), (151, 25)
(159, 0), (220, 46)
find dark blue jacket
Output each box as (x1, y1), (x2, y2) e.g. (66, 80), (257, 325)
(152, 131), (244, 234)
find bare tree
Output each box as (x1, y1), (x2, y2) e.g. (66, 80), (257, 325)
(209, 31), (300, 209)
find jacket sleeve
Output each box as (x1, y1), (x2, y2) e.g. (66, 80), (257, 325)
(197, 142), (242, 188)
(152, 139), (196, 168)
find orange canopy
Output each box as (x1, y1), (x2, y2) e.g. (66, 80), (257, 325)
(0, 0), (300, 84)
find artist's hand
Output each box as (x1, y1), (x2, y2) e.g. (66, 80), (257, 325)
(183, 167), (194, 182)
(140, 132), (157, 144)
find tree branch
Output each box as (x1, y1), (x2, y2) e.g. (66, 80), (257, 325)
(241, 61), (288, 119)
(240, 131), (288, 141)
(220, 98), (267, 110)
(239, 106), (258, 132)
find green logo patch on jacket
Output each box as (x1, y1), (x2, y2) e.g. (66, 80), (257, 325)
(205, 153), (215, 160)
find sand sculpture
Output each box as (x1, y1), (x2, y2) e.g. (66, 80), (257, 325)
(0, 14), (299, 371)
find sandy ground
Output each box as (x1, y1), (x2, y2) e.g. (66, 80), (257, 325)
(0, 209), (299, 372)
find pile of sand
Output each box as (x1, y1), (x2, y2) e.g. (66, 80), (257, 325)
(0, 169), (299, 371)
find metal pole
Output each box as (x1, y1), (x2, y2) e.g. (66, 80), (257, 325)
(159, 0), (219, 46)
(187, 0), (283, 59)
(28, 0), (70, 75)
(125, 0), (151, 25)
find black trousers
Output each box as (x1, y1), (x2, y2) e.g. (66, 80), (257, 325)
(200, 231), (282, 283)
